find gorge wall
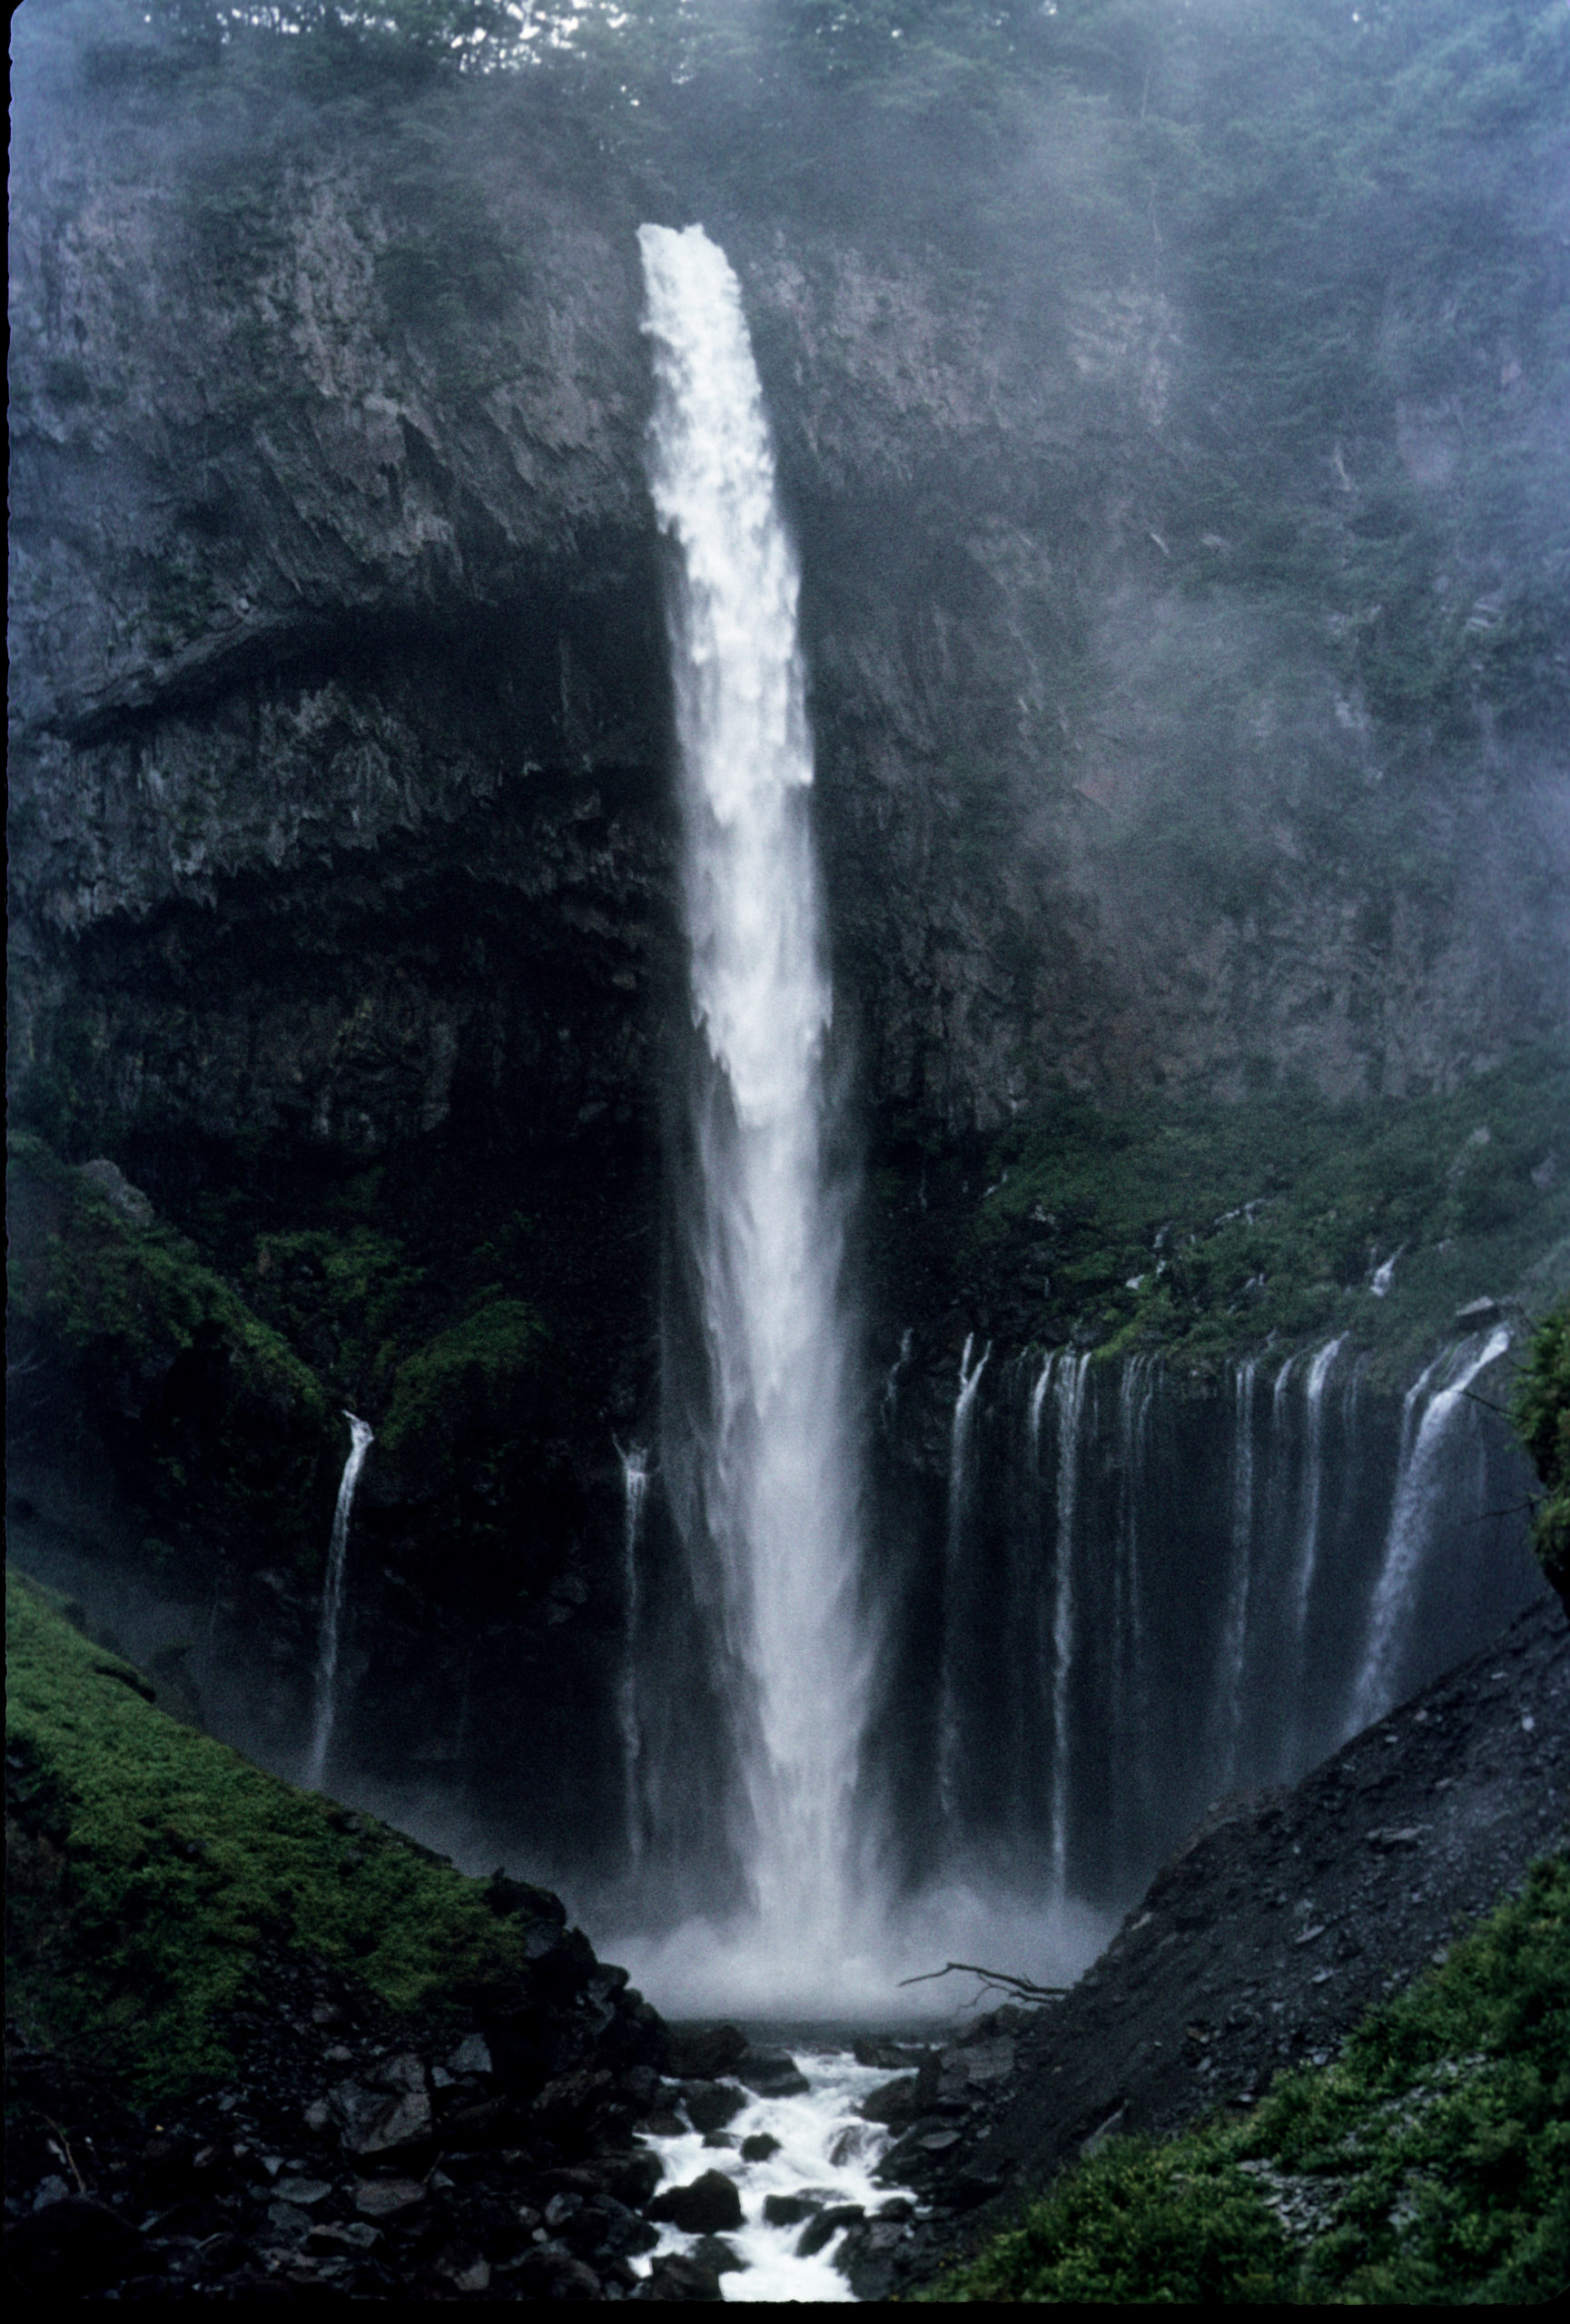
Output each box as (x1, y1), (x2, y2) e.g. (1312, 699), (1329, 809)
(7, 6), (1566, 1923)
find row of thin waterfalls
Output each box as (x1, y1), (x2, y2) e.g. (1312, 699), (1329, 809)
(614, 1322), (1537, 1932)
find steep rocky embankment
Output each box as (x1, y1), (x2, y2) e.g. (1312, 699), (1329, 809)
(836, 1592), (1568, 2298)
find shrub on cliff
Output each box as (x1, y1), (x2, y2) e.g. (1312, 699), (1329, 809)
(1512, 1299), (1570, 1612)
(922, 1856), (1570, 2303)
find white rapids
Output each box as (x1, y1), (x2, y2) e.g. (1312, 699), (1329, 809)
(634, 2047), (918, 2302)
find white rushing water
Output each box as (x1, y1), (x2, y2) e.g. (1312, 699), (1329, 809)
(1349, 1325), (1512, 1730)
(305, 1412), (373, 1791)
(1214, 1355), (1258, 1790)
(1049, 1353), (1091, 1899)
(618, 1443), (650, 1869)
(637, 222), (868, 1990)
(939, 1334), (990, 1826)
(634, 2047), (918, 2303)
(1289, 1334), (1345, 1643)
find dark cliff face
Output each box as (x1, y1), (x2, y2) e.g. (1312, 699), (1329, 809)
(12, 28), (1567, 1178)
(6, 18), (1566, 1894)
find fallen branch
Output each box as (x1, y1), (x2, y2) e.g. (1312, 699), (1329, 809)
(896, 1959), (1069, 2002)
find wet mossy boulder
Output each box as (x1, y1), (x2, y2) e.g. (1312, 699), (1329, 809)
(7, 1134), (336, 1576)
(379, 1298), (548, 1477)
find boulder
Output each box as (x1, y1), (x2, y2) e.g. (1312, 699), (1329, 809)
(511, 2248), (603, 2299)
(665, 2024), (747, 2080)
(689, 2235), (746, 2276)
(681, 2080), (747, 2134)
(648, 2168), (744, 2234)
(734, 2046), (810, 2098)
(859, 2072), (922, 2126)
(763, 2191), (820, 2227)
(6, 2194), (146, 2294)
(331, 2076), (432, 2156)
(639, 2251), (724, 2300)
(797, 2203), (864, 2259)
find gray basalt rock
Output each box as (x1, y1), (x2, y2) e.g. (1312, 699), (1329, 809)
(647, 2168), (744, 2234)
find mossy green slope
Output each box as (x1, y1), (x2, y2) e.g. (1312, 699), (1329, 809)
(8, 1132), (334, 1576)
(973, 1046), (1569, 1376)
(921, 1856), (1569, 2304)
(5, 1574), (531, 2098)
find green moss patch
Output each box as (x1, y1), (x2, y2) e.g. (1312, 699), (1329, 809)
(380, 1297), (548, 1467)
(973, 1047), (1569, 1375)
(7, 1134), (332, 1566)
(923, 1856), (1570, 2303)
(5, 1574), (531, 2098)
(1512, 1299), (1570, 1607)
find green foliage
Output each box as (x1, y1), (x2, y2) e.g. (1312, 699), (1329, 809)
(7, 1133), (332, 1568)
(1511, 1299), (1570, 1603)
(924, 1856), (1570, 2304)
(5, 1573), (533, 2096)
(246, 1224), (428, 1409)
(923, 2122), (1290, 2302)
(380, 1297), (548, 1466)
(974, 1047), (1570, 1374)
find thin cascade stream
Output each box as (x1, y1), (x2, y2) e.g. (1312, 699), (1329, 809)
(1049, 1353), (1091, 1900)
(305, 1413), (373, 1793)
(1349, 1326), (1512, 1730)
(939, 1333), (989, 1827)
(1214, 1356), (1258, 1791)
(618, 1443), (650, 1868)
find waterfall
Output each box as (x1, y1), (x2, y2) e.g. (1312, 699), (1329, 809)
(939, 1334), (990, 1827)
(882, 1326), (913, 1433)
(639, 223), (866, 1966)
(1112, 1355), (1153, 1864)
(1050, 1352), (1091, 1898)
(1289, 1335), (1345, 1645)
(305, 1412), (373, 1792)
(1214, 1355), (1258, 1791)
(1349, 1326), (1512, 1731)
(618, 1443), (650, 1868)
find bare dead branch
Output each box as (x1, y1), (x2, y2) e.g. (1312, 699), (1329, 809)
(896, 1959), (1068, 2001)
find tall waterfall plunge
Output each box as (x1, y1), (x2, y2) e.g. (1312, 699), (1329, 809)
(629, 224), (872, 1999)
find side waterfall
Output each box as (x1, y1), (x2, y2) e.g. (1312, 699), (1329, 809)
(1049, 1353), (1091, 1899)
(1213, 1355), (1258, 1790)
(638, 223), (866, 1973)
(939, 1334), (990, 1826)
(305, 1413), (373, 1792)
(618, 1444), (650, 1869)
(1349, 1326), (1513, 1730)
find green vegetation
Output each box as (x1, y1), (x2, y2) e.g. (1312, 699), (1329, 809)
(4, 1574), (542, 2095)
(922, 1855), (1570, 2303)
(8, 1133), (332, 1562)
(380, 1297), (548, 1467)
(246, 1224), (429, 1411)
(5, 1574), (536, 2095)
(972, 1048), (1569, 1375)
(1512, 1298), (1570, 1607)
